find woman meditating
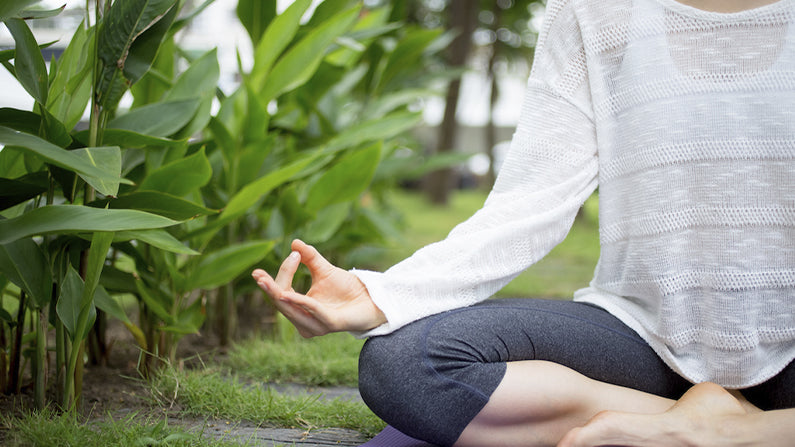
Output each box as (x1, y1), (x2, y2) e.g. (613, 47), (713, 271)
(252, 0), (795, 445)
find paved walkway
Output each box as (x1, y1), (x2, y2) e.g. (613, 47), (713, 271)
(183, 418), (368, 446)
(181, 384), (371, 446)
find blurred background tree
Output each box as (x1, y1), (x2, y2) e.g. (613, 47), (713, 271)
(379, 0), (544, 204)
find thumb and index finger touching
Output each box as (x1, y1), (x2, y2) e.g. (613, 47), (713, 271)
(251, 239), (332, 292)
(289, 239), (335, 279)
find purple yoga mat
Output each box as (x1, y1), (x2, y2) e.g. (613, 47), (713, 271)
(359, 425), (436, 447)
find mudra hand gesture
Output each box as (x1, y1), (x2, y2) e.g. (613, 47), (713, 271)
(252, 239), (386, 337)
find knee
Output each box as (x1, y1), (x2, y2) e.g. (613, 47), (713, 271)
(358, 333), (415, 412)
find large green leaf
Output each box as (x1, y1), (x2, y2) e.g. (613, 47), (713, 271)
(237, 136), (276, 189)
(95, 0), (178, 110)
(236, 0), (276, 48)
(135, 279), (174, 324)
(324, 111), (422, 154)
(138, 147), (211, 196)
(219, 153), (319, 222)
(79, 231), (114, 326)
(326, 8), (396, 68)
(0, 146), (26, 179)
(241, 81), (269, 146)
(249, 0), (311, 90)
(0, 107), (39, 134)
(377, 28), (442, 93)
(107, 98), (201, 138)
(165, 49), (219, 101)
(16, 6), (64, 20)
(71, 146), (122, 197)
(39, 106), (72, 148)
(363, 89), (435, 120)
(303, 0), (351, 27)
(0, 171), (48, 210)
(164, 49), (219, 139)
(303, 202), (350, 244)
(185, 240), (273, 290)
(0, 126), (121, 196)
(47, 24), (93, 130)
(0, 0), (39, 21)
(114, 229), (198, 255)
(124, 2), (178, 84)
(5, 18), (48, 105)
(207, 116), (236, 170)
(305, 142), (381, 212)
(259, 5), (359, 103)
(95, 191), (216, 221)
(73, 128), (186, 149)
(93, 285), (132, 325)
(0, 237), (52, 309)
(99, 265), (137, 295)
(56, 265), (94, 338)
(0, 205), (178, 244)
(130, 36), (175, 108)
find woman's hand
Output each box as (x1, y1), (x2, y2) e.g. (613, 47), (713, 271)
(251, 239), (387, 338)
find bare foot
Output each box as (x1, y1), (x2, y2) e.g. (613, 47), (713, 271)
(557, 382), (755, 447)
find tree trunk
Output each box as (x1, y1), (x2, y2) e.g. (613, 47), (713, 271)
(424, 0), (479, 205)
(484, 4), (502, 190)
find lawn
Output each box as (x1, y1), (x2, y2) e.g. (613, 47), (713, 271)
(4, 329), (380, 446)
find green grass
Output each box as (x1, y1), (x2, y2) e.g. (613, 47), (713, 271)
(5, 330), (379, 446)
(379, 189), (601, 298)
(150, 365), (385, 438)
(226, 324), (363, 388)
(3, 410), (256, 447)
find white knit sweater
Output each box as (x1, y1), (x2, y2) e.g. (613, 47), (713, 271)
(353, 0), (795, 388)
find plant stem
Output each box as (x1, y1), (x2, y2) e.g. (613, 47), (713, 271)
(34, 306), (48, 409)
(0, 318), (7, 394)
(75, 341), (84, 410)
(10, 291), (26, 394)
(56, 317), (65, 402)
(63, 305), (92, 409)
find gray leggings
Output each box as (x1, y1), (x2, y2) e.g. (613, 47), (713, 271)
(358, 298), (794, 446)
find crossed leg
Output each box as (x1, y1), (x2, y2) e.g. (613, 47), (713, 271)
(359, 298), (793, 447)
(359, 299), (693, 446)
(456, 360), (676, 446)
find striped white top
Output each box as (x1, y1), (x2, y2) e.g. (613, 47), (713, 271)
(353, 0), (795, 388)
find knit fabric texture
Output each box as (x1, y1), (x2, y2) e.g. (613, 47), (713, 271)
(352, 0), (795, 388)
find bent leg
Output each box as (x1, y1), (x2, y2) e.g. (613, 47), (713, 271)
(456, 360), (676, 446)
(358, 298), (692, 446)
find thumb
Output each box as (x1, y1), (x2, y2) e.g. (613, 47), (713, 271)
(291, 239), (335, 277)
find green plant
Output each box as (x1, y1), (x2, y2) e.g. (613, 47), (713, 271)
(189, 0), (457, 344)
(0, 0), (214, 408)
(0, 0), (458, 412)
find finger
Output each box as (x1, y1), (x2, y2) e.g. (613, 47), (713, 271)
(252, 270), (281, 299)
(280, 290), (340, 332)
(269, 293), (329, 337)
(252, 274), (324, 335)
(275, 250), (301, 290)
(291, 239), (335, 278)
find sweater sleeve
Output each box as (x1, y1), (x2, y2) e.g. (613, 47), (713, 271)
(352, 0), (599, 337)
